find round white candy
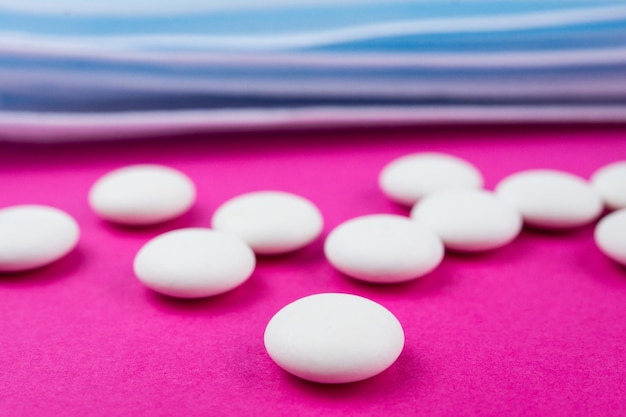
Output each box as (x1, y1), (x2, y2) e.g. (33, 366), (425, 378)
(133, 228), (255, 298)
(264, 293), (404, 384)
(379, 152), (484, 206)
(595, 209), (626, 266)
(410, 189), (522, 252)
(88, 164), (196, 226)
(495, 169), (602, 229)
(591, 161), (626, 210)
(211, 191), (323, 255)
(324, 214), (443, 283)
(0, 205), (80, 272)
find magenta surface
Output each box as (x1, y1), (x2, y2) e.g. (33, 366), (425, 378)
(1, 125), (625, 417)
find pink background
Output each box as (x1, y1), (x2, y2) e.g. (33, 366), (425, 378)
(1, 124), (625, 416)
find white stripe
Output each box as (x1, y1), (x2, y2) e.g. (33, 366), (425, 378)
(3, 44), (626, 70)
(0, 44), (626, 69)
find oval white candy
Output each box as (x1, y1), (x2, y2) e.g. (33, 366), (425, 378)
(88, 164), (196, 226)
(410, 189), (522, 252)
(0, 205), (80, 272)
(264, 293), (404, 384)
(591, 161), (626, 210)
(211, 191), (323, 255)
(379, 152), (484, 206)
(324, 214), (443, 283)
(495, 169), (602, 229)
(133, 228), (255, 298)
(595, 209), (626, 266)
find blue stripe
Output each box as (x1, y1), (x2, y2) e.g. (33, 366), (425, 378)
(3, 53), (626, 80)
(2, 93), (625, 113)
(306, 23), (626, 53)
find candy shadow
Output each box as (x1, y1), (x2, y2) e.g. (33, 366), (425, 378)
(442, 236), (527, 264)
(336, 266), (452, 299)
(254, 239), (326, 268)
(97, 206), (207, 239)
(567, 232), (626, 286)
(601, 259), (626, 276)
(519, 222), (596, 239)
(281, 347), (421, 400)
(143, 270), (266, 315)
(382, 199), (413, 216)
(0, 247), (85, 287)
(575, 249), (626, 279)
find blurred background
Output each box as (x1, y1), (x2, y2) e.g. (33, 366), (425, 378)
(1, 0), (626, 141)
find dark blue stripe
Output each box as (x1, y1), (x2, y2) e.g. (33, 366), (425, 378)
(2, 91), (625, 113)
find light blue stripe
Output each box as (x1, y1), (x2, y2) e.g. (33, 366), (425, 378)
(2, 21), (625, 54)
(4, 53), (626, 80)
(0, 1), (624, 36)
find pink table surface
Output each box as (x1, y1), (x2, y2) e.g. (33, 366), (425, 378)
(1, 124), (625, 417)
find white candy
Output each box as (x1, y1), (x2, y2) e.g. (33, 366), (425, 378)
(591, 161), (626, 210)
(595, 209), (626, 266)
(0, 205), (80, 272)
(379, 152), (484, 206)
(211, 191), (323, 255)
(324, 214), (443, 283)
(88, 164), (196, 226)
(133, 228), (255, 298)
(495, 169), (602, 229)
(264, 293), (404, 384)
(410, 189), (522, 252)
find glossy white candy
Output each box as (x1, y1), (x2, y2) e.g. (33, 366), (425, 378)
(495, 169), (602, 229)
(211, 191), (323, 255)
(0, 205), (80, 272)
(89, 164), (196, 225)
(324, 214), (443, 283)
(591, 161), (626, 210)
(264, 293), (404, 384)
(411, 189), (522, 251)
(379, 152), (484, 206)
(595, 209), (626, 266)
(133, 228), (255, 298)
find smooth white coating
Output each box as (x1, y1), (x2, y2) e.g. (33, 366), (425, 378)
(379, 152), (484, 206)
(0, 205), (80, 272)
(495, 169), (603, 229)
(88, 164), (196, 225)
(410, 189), (522, 252)
(595, 209), (626, 266)
(211, 191), (323, 255)
(264, 293), (404, 384)
(591, 161), (626, 210)
(324, 214), (443, 283)
(133, 228), (255, 298)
